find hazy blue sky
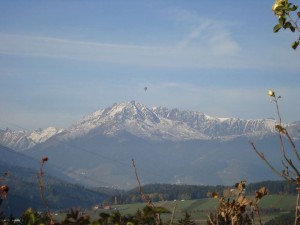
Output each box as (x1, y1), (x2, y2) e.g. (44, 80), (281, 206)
(0, 1), (299, 130)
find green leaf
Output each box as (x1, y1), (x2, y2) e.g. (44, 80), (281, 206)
(279, 17), (286, 26)
(289, 4), (298, 11)
(291, 41), (299, 50)
(283, 21), (292, 29)
(273, 24), (282, 33)
(297, 12), (300, 18)
(290, 26), (296, 32)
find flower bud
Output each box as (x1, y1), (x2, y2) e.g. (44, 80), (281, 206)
(42, 157), (49, 163)
(268, 90), (275, 97)
(212, 192), (219, 199)
(272, 0), (288, 17)
(1, 185), (9, 194)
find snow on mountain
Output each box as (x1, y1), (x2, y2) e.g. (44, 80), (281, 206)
(1, 100), (298, 151)
(0, 129), (34, 151)
(67, 100), (209, 141)
(152, 107), (277, 138)
(0, 127), (63, 151)
(28, 127), (64, 143)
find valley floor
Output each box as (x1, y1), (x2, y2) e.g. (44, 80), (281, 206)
(53, 195), (296, 224)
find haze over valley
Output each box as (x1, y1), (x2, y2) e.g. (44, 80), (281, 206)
(1, 101), (299, 189)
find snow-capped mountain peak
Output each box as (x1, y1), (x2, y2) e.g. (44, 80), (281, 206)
(28, 127), (64, 143)
(69, 101), (160, 135)
(68, 101), (204, 140)
(106, 100), (160, 123)
(0, 126), (63, 151)
(1, 100), (298, 152)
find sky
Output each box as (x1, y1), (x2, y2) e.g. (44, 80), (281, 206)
(0, 0), (300, 130)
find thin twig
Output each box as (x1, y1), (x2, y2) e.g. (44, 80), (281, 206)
(274, 97), (300, 178)
(295, 189), (300, 225)
(0, 172), (9, 184)
(131, 159), (161, 225)
(278, 133), (300, 181)
(254, 205), (263, 225)
(250, 141), (288, 180)
(169, 203), (177, 225)
(39, 157), (54, 225)
(285, 131), (300, 162)
(207, 213), (215, 225)
(131, 159), (155, 208)
(287, 13), (300, 33)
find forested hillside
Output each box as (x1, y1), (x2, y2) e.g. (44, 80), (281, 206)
(106, 180), (298, 204)
(0, 163), (108, 217)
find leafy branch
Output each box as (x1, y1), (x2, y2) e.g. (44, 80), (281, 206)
(272, 0), (300, 49)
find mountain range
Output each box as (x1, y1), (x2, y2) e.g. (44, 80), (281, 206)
(1, 100), (299, 189)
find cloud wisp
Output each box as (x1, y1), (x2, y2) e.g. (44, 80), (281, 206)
(0, 24), (299, 70)
(0, 32), (246, 69)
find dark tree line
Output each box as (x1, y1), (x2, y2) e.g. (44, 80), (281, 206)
(106, 180), (297, 205)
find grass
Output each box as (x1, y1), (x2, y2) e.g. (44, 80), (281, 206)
(52, 194), (296, 224)
(258, 194), (296, 210)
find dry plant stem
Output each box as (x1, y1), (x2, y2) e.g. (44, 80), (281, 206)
(169, 203), (177, 225)
(252, 92), (300, 224)
(250, 210), (254, 225)
(278, 133), (300, 179)
(285, 131), (300, 162)
(274, 95), (300, 224)
(250, 142), (287, 180)
(275, 97), (300, 162)
(254, 205), (263, 225)
(275, 98), (300, 180)
(207, 215), (214, 225)
(251, 94), (300, 184)
(287, 13), (300, 33)
(216, 207), (219, 225)
(278, 130), (287, 156)
(274, 98), (282, 124)
(295, 189), (300, 225)
(39, 161), (54, 225)
(0, 172), (8, 183)
(207, 207), (219, 225)
(131, 159), (155, 208)
(131, 159), (161, 225)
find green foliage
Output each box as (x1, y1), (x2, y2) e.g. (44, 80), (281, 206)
(272, 0), (300, 49)
(0, 163), (108, 217)
(176, 212), (196, 225)
(116, 184), (227, 204)
(292, 38), (300, 49)
(110, 181), (297, 205)
(247, 180), (298, 195)
(61, 208), (90, 225)
(19, 208), (49, 225)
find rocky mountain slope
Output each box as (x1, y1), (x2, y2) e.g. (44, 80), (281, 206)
(1, 101), (299, 189)
(1, 100), (296, 151)
(0, 127), (63, 151)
